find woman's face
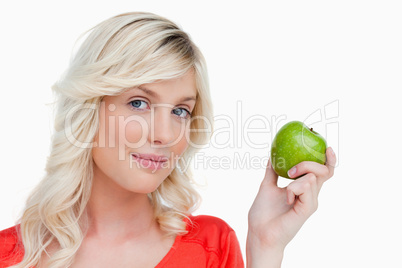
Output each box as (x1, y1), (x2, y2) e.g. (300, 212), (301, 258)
(92, 70), (197, 194)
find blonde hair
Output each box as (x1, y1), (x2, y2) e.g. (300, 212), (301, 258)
(12, 12), (214, 268)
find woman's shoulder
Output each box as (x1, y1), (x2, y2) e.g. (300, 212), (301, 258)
(184, 214), (238, 245)
(0, 225), (20, 253)
(165, 214), (243, 267)
(187, 214), (235, 233)
(0, 225), (24, 265)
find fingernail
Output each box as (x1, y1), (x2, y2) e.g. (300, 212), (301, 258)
(329, 147), (335, 156)
(288, 166), (296, 177)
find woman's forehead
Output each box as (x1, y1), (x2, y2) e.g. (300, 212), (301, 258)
(121, 72), (197, 100)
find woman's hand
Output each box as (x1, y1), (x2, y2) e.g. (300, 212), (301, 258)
(246, 147), (337, 268)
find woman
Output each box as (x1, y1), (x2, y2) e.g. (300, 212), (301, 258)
(0, 12), (336, 267)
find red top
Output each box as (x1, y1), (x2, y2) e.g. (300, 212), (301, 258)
(0, 215), (244, 268)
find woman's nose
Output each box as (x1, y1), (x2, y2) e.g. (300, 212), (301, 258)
(149, 106), (181, 147)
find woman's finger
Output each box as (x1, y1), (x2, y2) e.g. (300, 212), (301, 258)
(286, 173), (318, 216)
(287, 147), (337, 188)
(262, 158), (279, 187)
(287, 160), (328, 180)
(325, 147), (337, 178)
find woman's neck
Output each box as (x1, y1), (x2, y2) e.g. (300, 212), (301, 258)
(84, 170), (158, 242)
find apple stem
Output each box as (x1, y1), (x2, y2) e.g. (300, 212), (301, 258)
(310, 128), (313, 132)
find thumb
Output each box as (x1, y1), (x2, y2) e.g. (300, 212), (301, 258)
(263, 158), (279, 186)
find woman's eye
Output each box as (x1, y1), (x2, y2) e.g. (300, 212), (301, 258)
(172, 108), (191, 119)
(130, 100), (148, 110)
(129, 100), (191, 119)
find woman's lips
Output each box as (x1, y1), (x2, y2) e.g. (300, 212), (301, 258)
(131, 153), (168, 171)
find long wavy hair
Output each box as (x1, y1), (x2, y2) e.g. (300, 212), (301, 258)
(12, 12), (214, 268)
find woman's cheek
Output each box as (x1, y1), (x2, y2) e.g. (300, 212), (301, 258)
(175, 124), (190, 154)
(122, 115), (149, 146)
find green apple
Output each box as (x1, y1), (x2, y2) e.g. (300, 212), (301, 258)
(270, 121), (327, 179)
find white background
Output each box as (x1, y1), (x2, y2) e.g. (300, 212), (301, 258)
(1, 1), (401, 267)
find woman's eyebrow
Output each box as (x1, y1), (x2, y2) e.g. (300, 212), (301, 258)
(136, 86), (197, 102)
